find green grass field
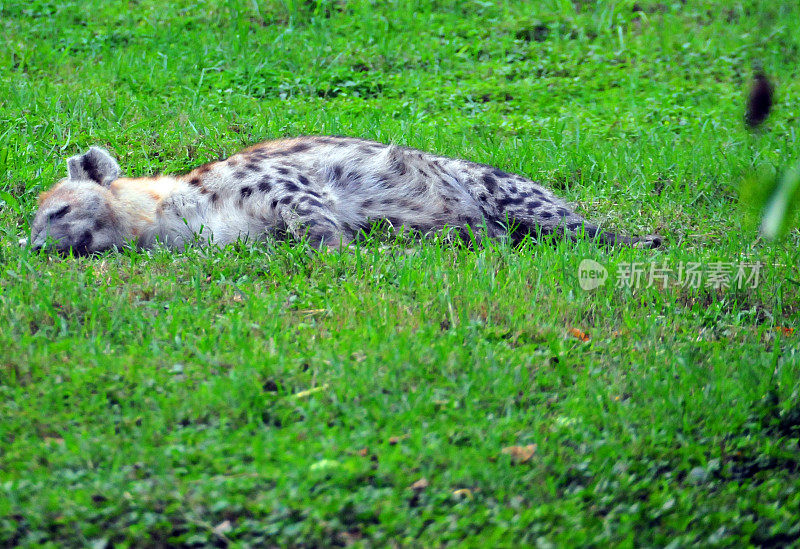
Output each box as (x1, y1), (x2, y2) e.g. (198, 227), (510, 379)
(2, 1), (800, 546)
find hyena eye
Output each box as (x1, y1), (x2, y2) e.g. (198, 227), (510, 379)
(48, 205), (71, 221)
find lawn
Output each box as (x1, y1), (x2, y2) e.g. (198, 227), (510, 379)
(1, 0), (800, 546)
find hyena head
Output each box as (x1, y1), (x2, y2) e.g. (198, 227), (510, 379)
(28, 147), (126, 255)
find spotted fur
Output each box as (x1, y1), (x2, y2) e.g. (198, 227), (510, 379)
(26, 136), (661, 254)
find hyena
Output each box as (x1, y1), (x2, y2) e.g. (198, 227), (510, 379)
(26, 136), (661, 254)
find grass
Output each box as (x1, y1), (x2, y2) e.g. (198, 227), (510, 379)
(1, 0), (800, 546)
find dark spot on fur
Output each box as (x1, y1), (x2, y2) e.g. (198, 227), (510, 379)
(270, 199), (279, 210)
(276, 166), (290, 175)
(210, 192), (219, 204)
(299, 197), (324, 209)
(188, 177), (202, 187)
(298, 174), (310, 186)
(497, 196), (524, 208)
(482, 174), (497, 194)
(492, 168), (511, 179)
(283, 182), (300, 194)
(397, 199), (419, 210)
(245, 162), (260, 172)
(93, 218), (105, 231)
(556, 208), (570, 217)
(278, 196), (293, 206)
(233, 170), (249, 180)
(240, 186), (253, 198)
(539, 211), (554, 219)
(349, 171), (363, 184)
(274, 143), (312, 157)
(287, 142), (311, 154)
(332, 164), (343, 180)
(529, 200), (543, 209)
(361, 144), (381, 154)
(428, 162), (443, 177)
(389, 152), (407, 175)
(258, 176), (272, 193)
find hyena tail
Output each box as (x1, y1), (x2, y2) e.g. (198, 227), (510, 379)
(476, 168), (662, 248)
(511, 208), (662, 249)
(587, 226), (663, 249)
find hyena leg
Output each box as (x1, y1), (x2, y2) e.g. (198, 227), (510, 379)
(279, 203), (352, 249)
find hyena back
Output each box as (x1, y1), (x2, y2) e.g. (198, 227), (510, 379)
(27, 135), (661, 254)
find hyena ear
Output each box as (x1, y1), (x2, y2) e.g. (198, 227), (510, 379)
(67, 146), (121, 186)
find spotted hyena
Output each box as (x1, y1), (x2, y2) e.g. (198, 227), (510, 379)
(25, 136), (661, 254)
